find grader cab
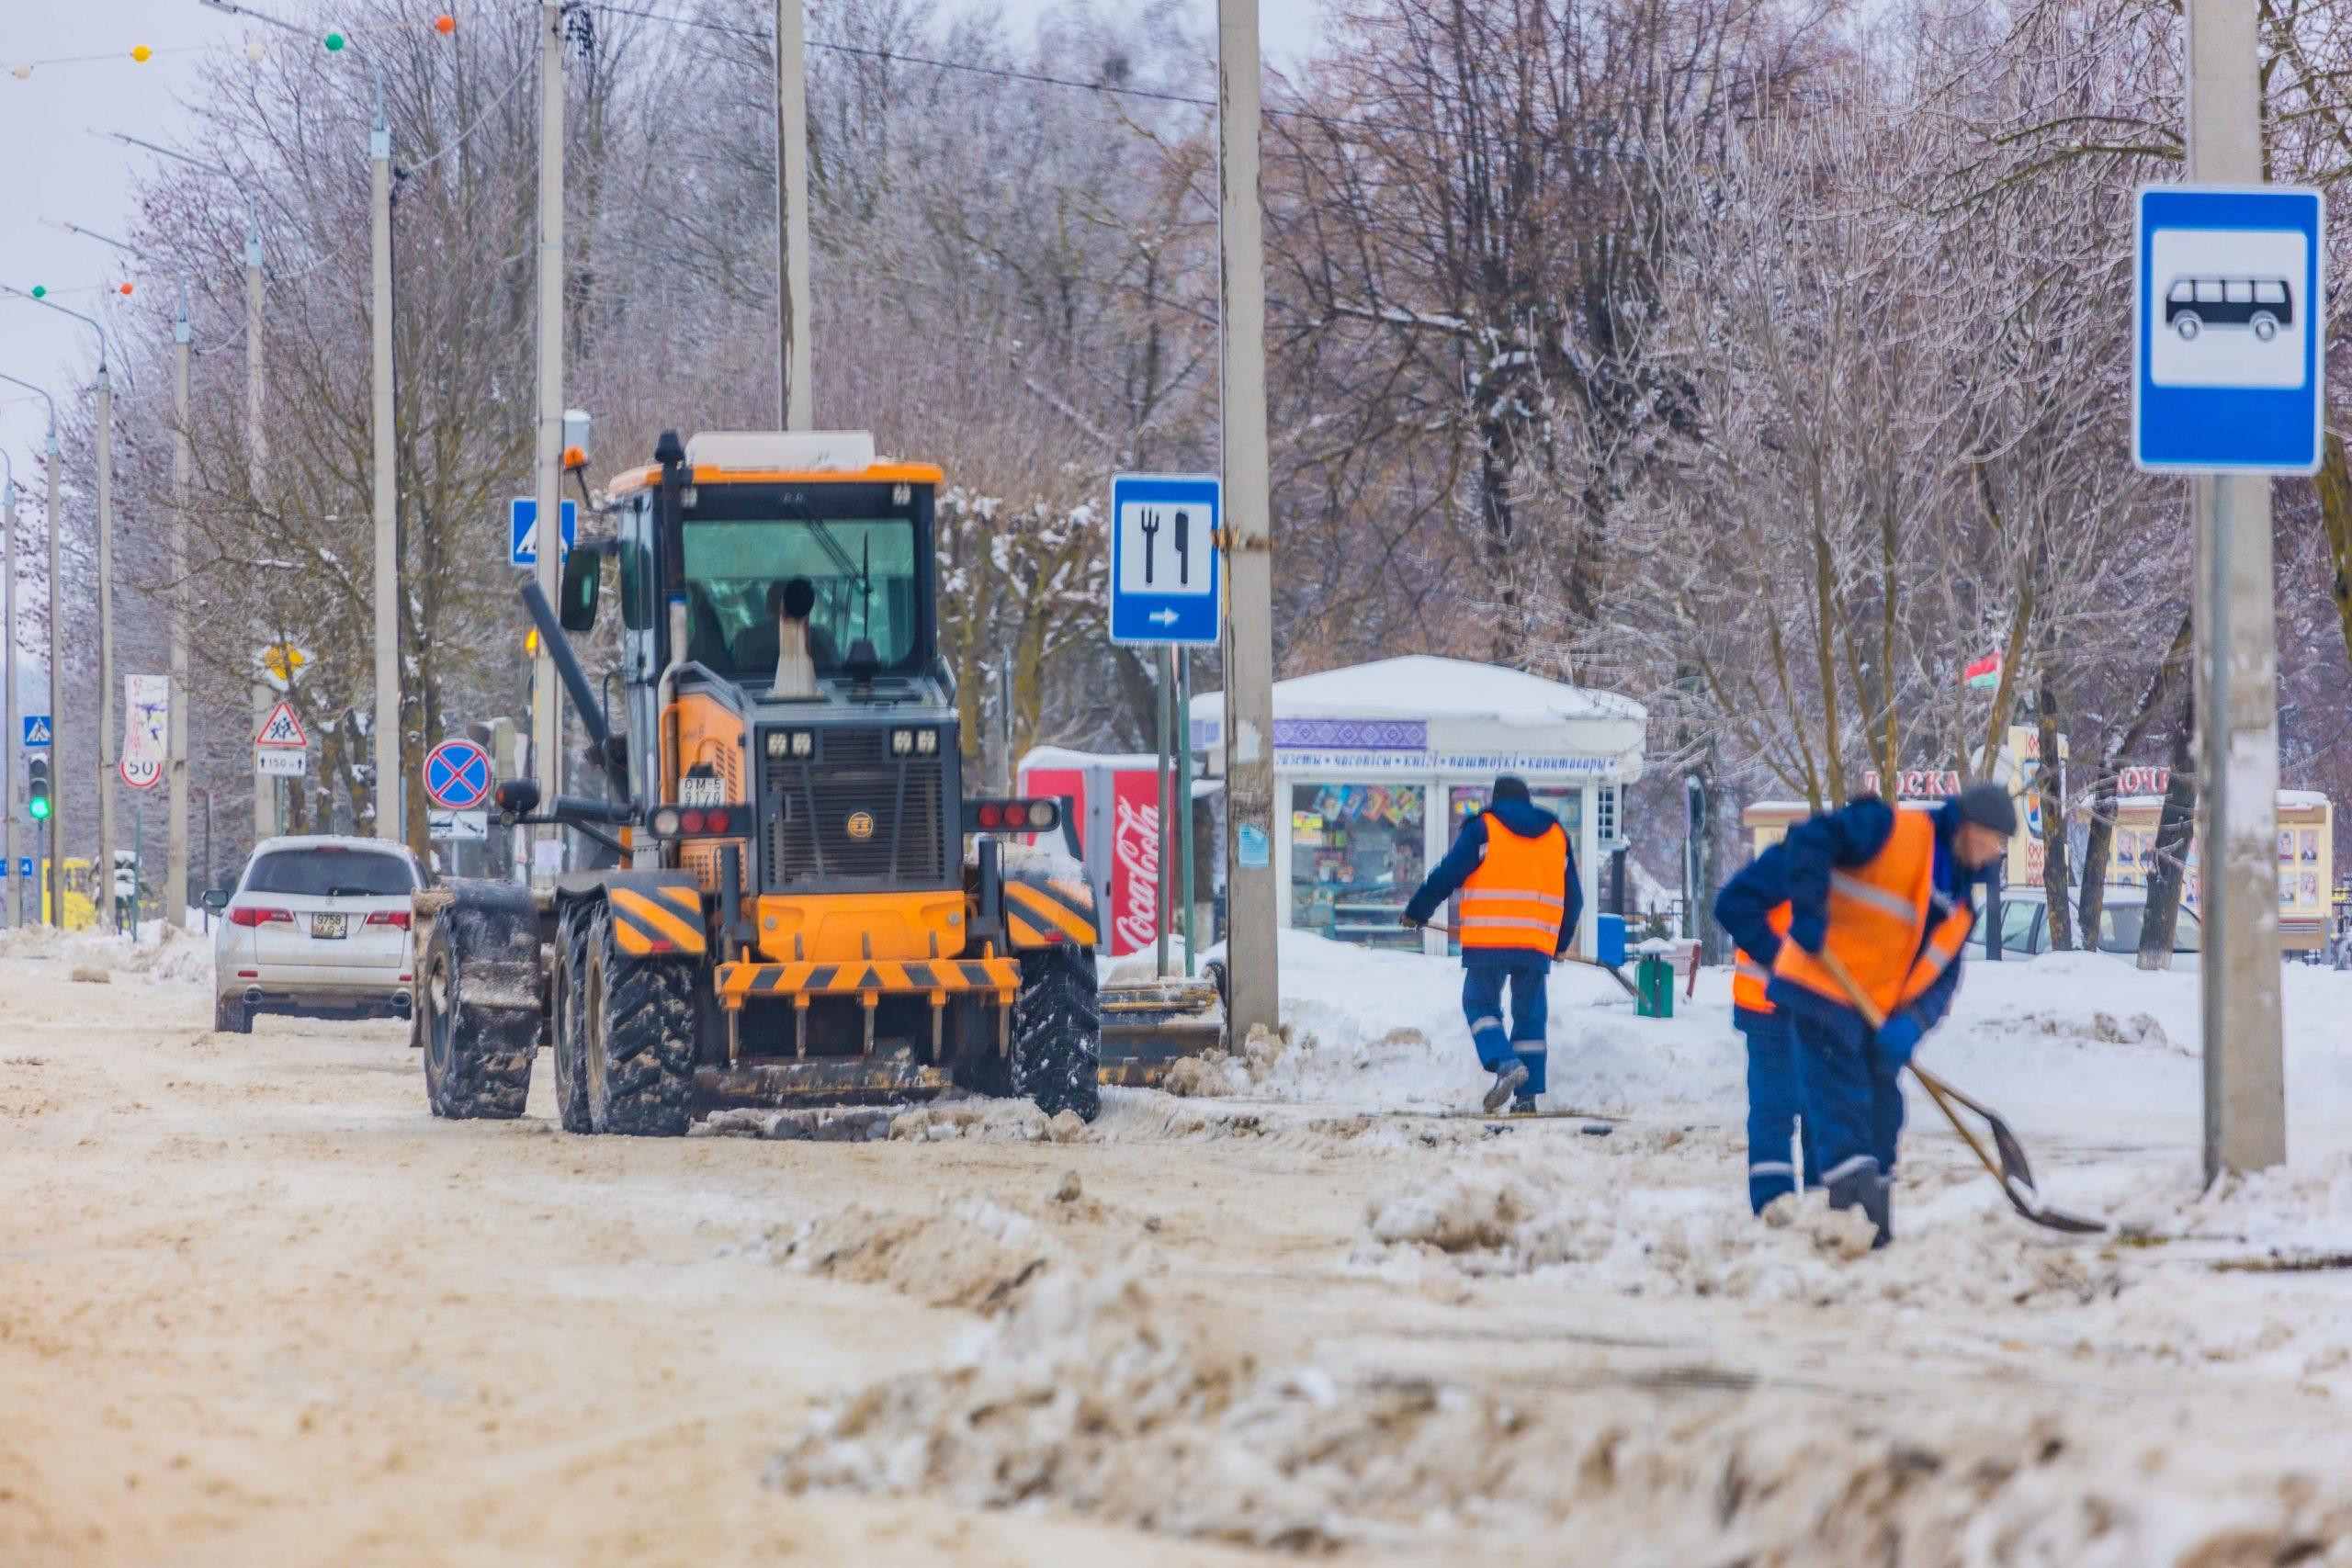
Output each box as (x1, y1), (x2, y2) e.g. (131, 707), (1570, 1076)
(413, 430), (1211, 1134)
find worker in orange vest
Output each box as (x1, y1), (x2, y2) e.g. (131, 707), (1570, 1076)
(1768, 784), (2016, 1247)
(1402, 775), (1582, 1112)
(1713, 840), (1818, 1213)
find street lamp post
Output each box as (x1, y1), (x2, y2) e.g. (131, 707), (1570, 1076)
(198, 0), (400, 844)
(0, 371), (61, 927)
(100, 131), (279, 848)
(2, 288), (118, 932)
(60, 224), (197, 929)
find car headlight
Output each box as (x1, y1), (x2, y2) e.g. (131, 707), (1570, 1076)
(890, 728), (914, 757)
(914, 728), (939, 756)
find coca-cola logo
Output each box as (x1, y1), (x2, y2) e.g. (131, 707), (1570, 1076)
(1112, 795), (1160, 953)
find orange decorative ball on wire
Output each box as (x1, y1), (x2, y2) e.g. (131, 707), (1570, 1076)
(435, 15), (456, 34)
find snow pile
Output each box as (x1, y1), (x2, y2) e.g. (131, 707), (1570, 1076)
(0, 920), (212, 987)
(769, 1259), (1527, 1552)
(1364, 1151), (2124, 1309)
(756, 1197), (1065, 1315)
(770, 1247), (2352, 1562)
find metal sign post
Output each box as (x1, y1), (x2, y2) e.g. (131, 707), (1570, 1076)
(2132, 11), (2311, 1178)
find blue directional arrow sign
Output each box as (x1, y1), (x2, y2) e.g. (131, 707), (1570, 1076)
(1108, 473), (1221, 647)
(21, 715), (50, 748)
(2133, 186), (2326, 473)
(509, 497), (578, 568)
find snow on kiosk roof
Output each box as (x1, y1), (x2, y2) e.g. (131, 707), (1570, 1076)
(1190, 656), (1645, 781)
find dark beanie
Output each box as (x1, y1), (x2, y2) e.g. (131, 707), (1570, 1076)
(1954, 782), (2019, 838)
(1492, 775), (1531, 803)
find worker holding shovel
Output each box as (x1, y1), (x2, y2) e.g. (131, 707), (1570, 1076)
(1767, 784), (2018, 1247)
(1401, 775), (1582, 1114)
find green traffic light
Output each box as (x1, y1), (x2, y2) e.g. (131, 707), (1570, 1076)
(323, 30), (345, 51)
(27, 796), (48, 821)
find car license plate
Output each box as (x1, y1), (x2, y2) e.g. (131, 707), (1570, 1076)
(679, 774), (726, 807)
(311, 913), (347, 939)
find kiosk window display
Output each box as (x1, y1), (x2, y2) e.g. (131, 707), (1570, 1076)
(1289, 784), (1427, 951)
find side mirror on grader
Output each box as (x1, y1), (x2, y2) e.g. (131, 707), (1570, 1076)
(557, 545), (601, 633)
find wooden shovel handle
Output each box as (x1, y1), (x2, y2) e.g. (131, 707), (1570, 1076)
(1816, 948), (1888, 1031)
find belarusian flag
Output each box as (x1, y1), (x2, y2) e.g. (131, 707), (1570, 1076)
(1963, 652), (2001, 689)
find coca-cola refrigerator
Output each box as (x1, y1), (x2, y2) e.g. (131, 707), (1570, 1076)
(1016, 747), (1188, 959)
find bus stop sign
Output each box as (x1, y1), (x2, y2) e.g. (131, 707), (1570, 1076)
(2133, 185), (2325, 474)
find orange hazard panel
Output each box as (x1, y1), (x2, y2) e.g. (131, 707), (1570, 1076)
(752, 891), (968, 964)
(664, 692), (743, 800)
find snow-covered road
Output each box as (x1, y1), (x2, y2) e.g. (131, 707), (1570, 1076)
(5, 925), (2352, 1563)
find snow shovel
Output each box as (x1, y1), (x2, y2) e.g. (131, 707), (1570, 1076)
(1817, 950), (2106, 1235)
(1415, 919), (1644, 1001)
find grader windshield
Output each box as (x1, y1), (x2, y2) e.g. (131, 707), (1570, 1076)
(681, 514), (924, 678)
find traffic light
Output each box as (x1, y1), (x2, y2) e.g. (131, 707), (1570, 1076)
(26, 757), (50, 822)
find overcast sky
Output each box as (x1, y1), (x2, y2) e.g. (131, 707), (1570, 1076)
(0, 0), (1325, 484)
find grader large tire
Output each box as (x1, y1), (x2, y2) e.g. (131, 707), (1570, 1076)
(1010, 942), (1102, 1122)
(420, 889), (541, 1121)
(581, 900), (697, 1136)
(550, 900), (596, 1134)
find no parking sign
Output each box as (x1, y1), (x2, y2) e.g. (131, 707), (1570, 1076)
(424, 739), (493, 812)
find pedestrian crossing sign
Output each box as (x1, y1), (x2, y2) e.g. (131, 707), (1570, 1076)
(21, 716), (50, 748)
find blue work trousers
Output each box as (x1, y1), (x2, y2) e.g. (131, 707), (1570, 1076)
(1788, 1008), (1905, 1188)
(1737, 1007), (1819, 1212)
(1462, 959), (1548, 1097)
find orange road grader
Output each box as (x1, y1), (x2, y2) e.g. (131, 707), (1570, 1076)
(413, 430), (1222, 1134)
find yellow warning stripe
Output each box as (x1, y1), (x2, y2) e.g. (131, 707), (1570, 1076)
(715, 957), (1020, 1002)
(610, 887), (707, 955)
(1004, 882), (1096, 946)
(1005, 911), (1053, 948)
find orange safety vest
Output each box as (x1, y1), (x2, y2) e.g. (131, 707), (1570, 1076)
(1732, 903), (1792, 1015)
(1458, 812), (1570, 953)
(1771, 808), (1978, 1018)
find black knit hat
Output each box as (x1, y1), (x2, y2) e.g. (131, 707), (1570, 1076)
(1954, 782), (2019, 838)
(1492, 775), (1531, 803)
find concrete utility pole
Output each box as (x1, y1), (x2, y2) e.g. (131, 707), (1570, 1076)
(775, 0), (813, 430)
(63, 224), (200, 929)
(2187, 0), (2288, 1179)
(368, 71), (400, 844)
(248, 213), (276, 844)
(99, 133), (280, 851)
(97, 364), (119, 932)
(2, 451), (17, 927)
(200, 3), (400, 840)
(532, 0), (569, 854)
(0, 371), (62, 926)
(1216, 0), (1281, 1038)
(9, 289), (120, 928)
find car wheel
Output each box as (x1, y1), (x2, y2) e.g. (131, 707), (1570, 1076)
(214, 996), (252, 1034)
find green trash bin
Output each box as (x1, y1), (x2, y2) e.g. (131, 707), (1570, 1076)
(1633, 942), (1675, 1020)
